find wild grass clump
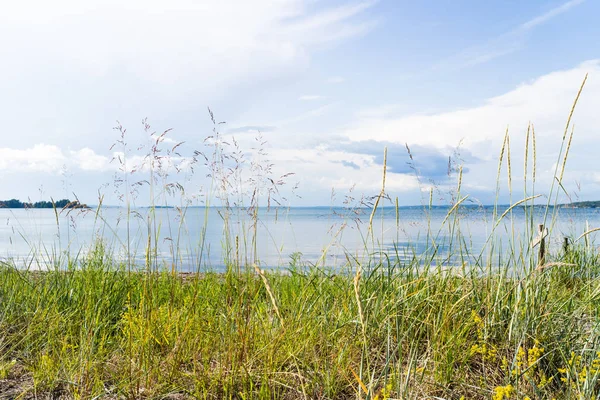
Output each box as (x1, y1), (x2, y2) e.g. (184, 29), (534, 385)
(1, 77), (599, 399)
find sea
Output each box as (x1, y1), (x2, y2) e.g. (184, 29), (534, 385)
(1, 205), (599, 272)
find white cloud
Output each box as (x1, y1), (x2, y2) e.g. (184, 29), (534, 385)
(342, 61), (599, 149)
(0, 1), (376, 95)
(0, 0), (377, 156)
(0, 145), (112, 173)
(283, 1), (377, 42)
(218, 61), (599, 204)
(0, 144), (65, 172)
(267, 147), (419, 194)
(70, 148), (112, 171)
(332, 60), (600, 200)
(150, 133), (178, 145)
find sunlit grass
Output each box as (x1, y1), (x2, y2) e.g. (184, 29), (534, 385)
(1, 242), (600, 399)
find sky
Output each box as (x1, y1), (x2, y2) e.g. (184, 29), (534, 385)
(0, 0), (599, 207)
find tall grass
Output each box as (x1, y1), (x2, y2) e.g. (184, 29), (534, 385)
(1, 78), (599, 399)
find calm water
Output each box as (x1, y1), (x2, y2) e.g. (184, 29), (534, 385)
(1, 205), (599, 271)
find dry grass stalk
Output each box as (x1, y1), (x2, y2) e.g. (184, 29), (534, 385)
(559, 124), (575, 184)
(506, 134), (512, 194)
(496, 129), (508, 185)
(253, 263), (284, 328)
(532, 124), (537, 184)
(500, 195), (542, 222)
(563, 73), (588, 141)
(524, 123), (530, 194)
(576, 227), (600, 242)
(353, 270), (365, 338)
(441, 195), (469, 226)
(536, 262), (577, 271)
(368, 147), (387, 233)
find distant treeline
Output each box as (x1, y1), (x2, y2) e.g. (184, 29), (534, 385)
(0, 199), (88, 209)
(565, 200), (600, 208)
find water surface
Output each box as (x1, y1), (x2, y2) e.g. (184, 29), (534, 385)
(1, 205), (598, 271)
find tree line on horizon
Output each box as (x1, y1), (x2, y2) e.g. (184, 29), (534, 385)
(0, 199), (72, 209)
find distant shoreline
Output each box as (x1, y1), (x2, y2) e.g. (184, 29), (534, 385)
(0, 201), (598, 209)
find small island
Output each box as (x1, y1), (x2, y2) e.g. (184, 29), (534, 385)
(564, 200), (600, 208)
(0, 199), (89, 209)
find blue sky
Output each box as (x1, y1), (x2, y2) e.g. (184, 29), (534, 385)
(0, 0), (598, 206)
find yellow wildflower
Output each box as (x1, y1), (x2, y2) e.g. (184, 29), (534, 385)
(492, 384), (513, 400)
(527, 340), (544, 367)
(373, 383), (393, 400)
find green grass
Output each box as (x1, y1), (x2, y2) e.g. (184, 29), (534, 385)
(1, 241), (600, 399)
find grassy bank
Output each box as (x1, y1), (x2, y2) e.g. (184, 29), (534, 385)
(1, 241), (600, 399)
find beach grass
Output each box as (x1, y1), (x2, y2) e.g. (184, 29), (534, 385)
(1, 241), (600, 399)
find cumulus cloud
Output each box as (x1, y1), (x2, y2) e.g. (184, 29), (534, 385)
(0, 145), (113, 173)
(207, 61), (599, 205)
(333, 60), (600, 202)
(342, 61), (599, 150)
(0, 145), (66, 172)
(265, 147), (420, 195)
(332, 140), (479, 179)
(70, 148), (112, 171)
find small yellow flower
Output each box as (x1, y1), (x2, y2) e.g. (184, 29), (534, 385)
(373, 383), (393, 400)
(516, 346), (526, 367)
(527, 340), (544, 367)
(492, 384), (513, 400)
(501, 356), (509, 372)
